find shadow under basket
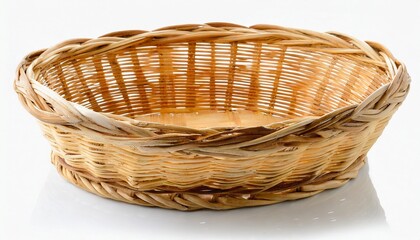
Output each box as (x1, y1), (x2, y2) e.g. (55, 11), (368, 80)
(15, 23), (410, 210)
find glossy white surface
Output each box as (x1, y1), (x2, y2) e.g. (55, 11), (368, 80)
(1, 0), (419, 239)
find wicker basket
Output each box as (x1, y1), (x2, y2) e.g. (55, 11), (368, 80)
(15, 23), (410, 210)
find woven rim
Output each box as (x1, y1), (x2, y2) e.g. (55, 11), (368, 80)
(14, 23), (410, 153)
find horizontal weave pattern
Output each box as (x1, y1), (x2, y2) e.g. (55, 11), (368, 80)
(15, 23), (410, 210)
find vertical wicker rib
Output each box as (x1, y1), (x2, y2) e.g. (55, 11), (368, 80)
(14, 23), (410, 210)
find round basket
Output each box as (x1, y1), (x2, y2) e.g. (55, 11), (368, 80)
(15, 23), (410, 210)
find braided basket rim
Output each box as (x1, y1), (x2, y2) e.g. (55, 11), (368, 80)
(14, 23), (410, 145)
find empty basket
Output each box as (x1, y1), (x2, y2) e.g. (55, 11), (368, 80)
(14, 23), (410, 210)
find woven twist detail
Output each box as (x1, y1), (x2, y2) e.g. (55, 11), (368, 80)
(53, 152), (366, 210)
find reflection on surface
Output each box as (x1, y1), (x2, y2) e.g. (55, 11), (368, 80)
(32, 163), (386, 237)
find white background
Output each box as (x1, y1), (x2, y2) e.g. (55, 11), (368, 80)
(1, 0), (419, 239)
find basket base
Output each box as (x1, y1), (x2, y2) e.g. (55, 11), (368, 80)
(51, 153), (366, 211)
(134, 110), (285, 128)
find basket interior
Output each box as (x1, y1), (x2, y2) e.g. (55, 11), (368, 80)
(38, 41), (389, 126)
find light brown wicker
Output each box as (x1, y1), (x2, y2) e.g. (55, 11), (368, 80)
(14, 23), (410, 210)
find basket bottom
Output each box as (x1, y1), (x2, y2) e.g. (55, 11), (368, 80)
(51, 153), (366, 211)
(134, 110), (285, 128)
